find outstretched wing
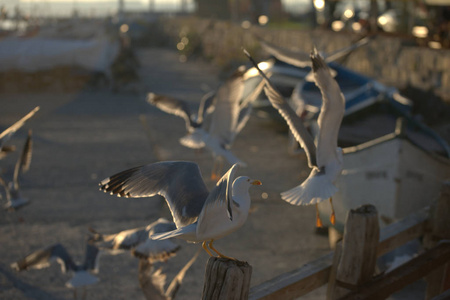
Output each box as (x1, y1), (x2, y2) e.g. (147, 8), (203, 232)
(0, 106), (39, 150)
(258, 38), (311, 68)
(324, 35), (371, 63)
(196, 90), (216, 127)
(311, 50), (345, 168)
(99, 161), (210, 228)
(244, 49), (317, 168)
(208, 67), (246, 147)
(165, 248), (201, 299)
(82, 243), (100, 272)
(147, 93), (197, 132)
(196, 164), (239, 237)
(11, 244), (77, 273)
(12, 130), (33, 192)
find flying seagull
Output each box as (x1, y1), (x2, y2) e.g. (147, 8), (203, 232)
(138, 248), (201, 300)
(2, 130), (33, 211)
(257, 35), (371, 81)
(147, 65), (265, 180)
(11, 242), (100, 300)
(0, 106), (39, 160)
(89, 218), (181, 262)
(99, 161), (261, 260)
(244, 48), (345, 227)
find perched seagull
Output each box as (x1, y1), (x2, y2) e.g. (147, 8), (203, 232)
(0, 106), (39, 160)
(257, 35), (371, 81)
(244, 49), (345, 226)
(138, 248), (201, 300)
(89, 218), (181, 262)
(2, 130), (33, 211)
(11, 242), (100, 300)
(99, 161), (261, 260)
(147, 66), (265, 179)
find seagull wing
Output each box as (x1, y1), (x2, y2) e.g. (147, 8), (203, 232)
(258, 38), (312, 68)
(0, 106), (39, 149)
(208, 67), (246, 147)
(99, 161), (210, 228)
(12, 130), (33, 192)
(138, 261), (167, 300)
(244, 50), (317, 168)
(147, 93), (196, 132)
(196, 164), (239, 236)
(324, 35), (371, 63)
(11, 244), (77, 273)
(311, 50), (345, 168)
(165, 248), (201, 300)
(196, 90), (216, 126)
(82, 243), (100, 272)
(132, 218), (180, 262)
(0, 175), (11, 201)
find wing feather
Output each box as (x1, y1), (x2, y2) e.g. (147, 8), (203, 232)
(99, 161), (209, 228)
(147, 93), (196, 132)
(311, 50), (345, 167)
(244, 49), (317, 168)
(0, 106), (39, 149)
(258, 38), (311, 68)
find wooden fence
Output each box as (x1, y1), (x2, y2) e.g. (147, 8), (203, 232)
(201, 181), (450, 299)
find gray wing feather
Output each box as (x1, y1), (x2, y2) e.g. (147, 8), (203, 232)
(197, 164), (239, 230)
(244, 49), (317, 168)
(82, 243), (100, 272)
(11, 244), (77, 273)
(196, 90), (216, 125)
(13, 130), (32, 191)
(147, 93), (196, 132)
(324, 36), (371, 63)
(99, 161), (210, 228)
(258, 38), (311, 68)
(0, 106), (39, 149)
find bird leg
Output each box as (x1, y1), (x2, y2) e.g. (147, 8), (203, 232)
(315, 204), (323, 228)
(210, 159), (219, 181)
(329, 198), (336, 225)
(208, 240), (236, 261)
(202, 241), (214, 257)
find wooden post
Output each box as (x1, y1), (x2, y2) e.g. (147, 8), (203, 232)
(425, 181), (450, 299)
(328, 204), (380, 299)
(202, 257), (252, 300)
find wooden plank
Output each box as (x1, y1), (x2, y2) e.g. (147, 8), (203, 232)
(202, 257), (252, 300)
(340, 241), (450, 300)
(249, 206), (429, 300)
(248, 252), (333, 300)
(331, 205), (379, 299)
(377, 208), (428, 256)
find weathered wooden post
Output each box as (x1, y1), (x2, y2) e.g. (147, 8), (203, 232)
(425, 181), (450, 299)
(327, 204), (380, 300)
(202, 257), (252, 300)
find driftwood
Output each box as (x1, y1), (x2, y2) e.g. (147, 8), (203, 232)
(202, 257), (252, 300)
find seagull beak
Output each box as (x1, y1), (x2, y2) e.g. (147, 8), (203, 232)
(251, 180), (262, 186)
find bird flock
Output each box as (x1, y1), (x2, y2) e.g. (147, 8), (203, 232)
(2, 35), (359, 299)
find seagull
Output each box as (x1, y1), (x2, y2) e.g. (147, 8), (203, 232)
(11, 242), (100, 300)
(89, 218), (181, 262)
(257, 35), (371, 81)
(138, 248), (201, 300)
(244, 48), (345, 227)
(99, 161), (261, 260)
(0, 106), (39, 160)
(147, 65), (265, 180)
(2, 129), (33, 211)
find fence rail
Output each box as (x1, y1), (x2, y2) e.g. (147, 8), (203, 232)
(246, 181), (450, 300)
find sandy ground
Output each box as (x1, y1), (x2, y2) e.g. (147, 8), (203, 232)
(0, 47), (336, 300)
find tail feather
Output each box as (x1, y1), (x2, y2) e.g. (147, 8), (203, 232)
(151, 224), (196, 241)
(281, 172), (338, 206)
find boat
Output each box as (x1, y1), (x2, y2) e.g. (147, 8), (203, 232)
(317, 121), (450, 233)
